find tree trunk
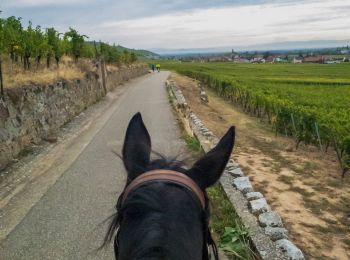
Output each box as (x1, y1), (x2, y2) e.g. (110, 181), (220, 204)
(47, 56), (51, 68)
(36, 55), (41, 68)
(325, 141), (330, 153)
(26, 56), (30, 70)
(94, 41), (98, 59)
(55, 56), (59, 67)
(24, 57), (27, 70)
(0, 58), (4, 98)
(10, 52), (15, 63)
(101, 59), (107, 94)
(332, 137), (345, 177)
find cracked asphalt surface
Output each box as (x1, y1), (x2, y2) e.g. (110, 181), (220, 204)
(0, 71), (186, 259)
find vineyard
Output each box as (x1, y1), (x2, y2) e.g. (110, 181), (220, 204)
(0, 16), (137, 92)
(161, 61), (350, 176)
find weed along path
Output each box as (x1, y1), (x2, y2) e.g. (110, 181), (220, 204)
(0, 71), (187, 259)
(169, 73), (350, 260)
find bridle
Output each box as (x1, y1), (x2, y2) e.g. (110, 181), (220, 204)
(114, 169), (219, 260)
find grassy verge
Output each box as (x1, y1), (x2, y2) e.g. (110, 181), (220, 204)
(161, 61), (350, 177)
(184, 135), (202, 153)
(184, 135), (256, 259)
(208, 184), (257, 259)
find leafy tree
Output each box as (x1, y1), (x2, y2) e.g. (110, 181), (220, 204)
(64, 27), (88, 62)
(3, 16), (23, 63)
(130, 52), (137, 63)
(22, 21), (36, 70)
(32, 25), (49, 67)
(263, 52), (270, 59)
(0, 15), (4, 96)
(80, 43), (94, 59)
(98, 42), (122, 63)
(0, 18), (5, 55)
(46, 28), (59, 68)
(123, 50), (130, 63)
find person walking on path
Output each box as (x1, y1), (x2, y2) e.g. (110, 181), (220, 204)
(156, 63), (161, 72)
(151, 64), (155, 72)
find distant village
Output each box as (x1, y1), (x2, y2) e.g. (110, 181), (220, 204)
(172, 46), (350, 64)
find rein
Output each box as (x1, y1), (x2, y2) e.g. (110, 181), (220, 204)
(114, 169), (219, 260)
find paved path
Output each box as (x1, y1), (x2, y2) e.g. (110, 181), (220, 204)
(0, 71), (186, 259)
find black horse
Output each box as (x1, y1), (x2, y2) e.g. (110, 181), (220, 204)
(105, 112), (235, 260)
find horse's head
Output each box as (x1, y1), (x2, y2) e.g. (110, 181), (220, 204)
(108, 112), (235, 260)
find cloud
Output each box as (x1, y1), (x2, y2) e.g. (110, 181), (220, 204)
(1, 0), (349, 50)
(90, 0), (350, 49)
(3, 0), (91, 7)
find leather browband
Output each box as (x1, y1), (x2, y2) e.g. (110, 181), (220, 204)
(121, 169), (205, 209)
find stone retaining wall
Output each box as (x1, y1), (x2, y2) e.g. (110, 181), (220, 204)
(0, 64), (148, 170)
(106, 64), (150, 91)
(166, 80), (305, 260)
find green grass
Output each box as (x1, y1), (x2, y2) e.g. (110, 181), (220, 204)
(289, 186), (315, 197)
(182, 134), (256, 259)
(18, 147), (34, 157)
(161, 61), (350, 126)
(159, 61), (350, 175)
(208, 184), (256, 259)
(184, 135), (202, 152)
(277, 174), (295, 185)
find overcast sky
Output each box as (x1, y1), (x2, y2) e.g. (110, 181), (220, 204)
(1, 0), (350, 51)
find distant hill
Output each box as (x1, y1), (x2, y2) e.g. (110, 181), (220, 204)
(87, 41), (160, 59)
(86, 41), (159, 59)
(152, 39), (350, 55)
(115, 45), (160, 59)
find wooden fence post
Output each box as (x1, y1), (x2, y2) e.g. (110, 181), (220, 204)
(101, 59), (107, 94)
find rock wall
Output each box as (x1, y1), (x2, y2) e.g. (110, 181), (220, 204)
(0, 64), (148, 170)
(106, 64), (150, 91)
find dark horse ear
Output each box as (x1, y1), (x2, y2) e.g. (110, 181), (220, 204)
(187, 127), (235, 189)
(122, 112), (151, 180)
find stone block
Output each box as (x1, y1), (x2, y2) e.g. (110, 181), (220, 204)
(246, 192), (264, 201)
(226, 161), (239, 169)
(258, 212), (283, 227)
(265, 227), (288, 241)
(228, 167), (244, 178)
(275, 239), (305, 260)
(233, 177), (253, 194)
(250, 198), (271, 215)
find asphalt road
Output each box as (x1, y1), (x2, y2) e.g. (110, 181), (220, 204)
(0, 71), (186, 259)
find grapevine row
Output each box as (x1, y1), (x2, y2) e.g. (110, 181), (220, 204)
(0, 16), (137, 70)
(168, 65), (350, 177)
